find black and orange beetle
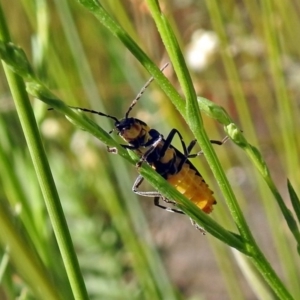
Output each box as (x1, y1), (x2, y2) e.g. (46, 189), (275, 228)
(67, 63), (227, 219)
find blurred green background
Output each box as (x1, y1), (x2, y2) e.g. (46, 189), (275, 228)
(0, 0), (300, 299)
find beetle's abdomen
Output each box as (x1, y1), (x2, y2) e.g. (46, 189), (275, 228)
(167, 164), (216, 213)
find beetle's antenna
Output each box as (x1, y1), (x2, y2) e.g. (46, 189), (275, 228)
(67, 106), (119, 123)
(48, 106), (119, 123)
(125, 62), (169, 119)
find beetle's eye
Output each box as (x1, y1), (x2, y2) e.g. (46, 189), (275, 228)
(120, 126), (128, 133)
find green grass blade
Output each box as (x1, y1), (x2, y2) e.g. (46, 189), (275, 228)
(0, 5), (88, 299)
(0, 202), (62, 300)
(288, 180), (300, 226)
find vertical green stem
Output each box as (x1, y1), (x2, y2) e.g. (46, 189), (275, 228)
(0, 4), (88, 300)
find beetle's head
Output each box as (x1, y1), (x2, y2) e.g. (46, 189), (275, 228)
(115, 117), (148, 143)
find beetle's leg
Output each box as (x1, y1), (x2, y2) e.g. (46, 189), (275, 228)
(134, 128), (192, 172)
(107, 144), (137, 154)
(154, 197), (185, 214)
(158, 129), (228, 161)
(159, 129), (189, 157)
(134, 177), (208, 221)
(132, 175), (162, 197)
(176, 139), (197, 170)
(132, 176), (184, 214)
(210, 136), (229, 146)
(153, 130), (224, 171)
(136, 134), (164, 168)
(190, 218), (206, 234)
(161, 197), (176, 205)
(187, 136), (229, 158)
(176, 136), (229, 170)
(107, 130), (162, 166)
(107, 147), (118, 154)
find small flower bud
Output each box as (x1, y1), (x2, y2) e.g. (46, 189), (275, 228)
(0, 42), (34, 79)
(197, 97), (232, 125)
